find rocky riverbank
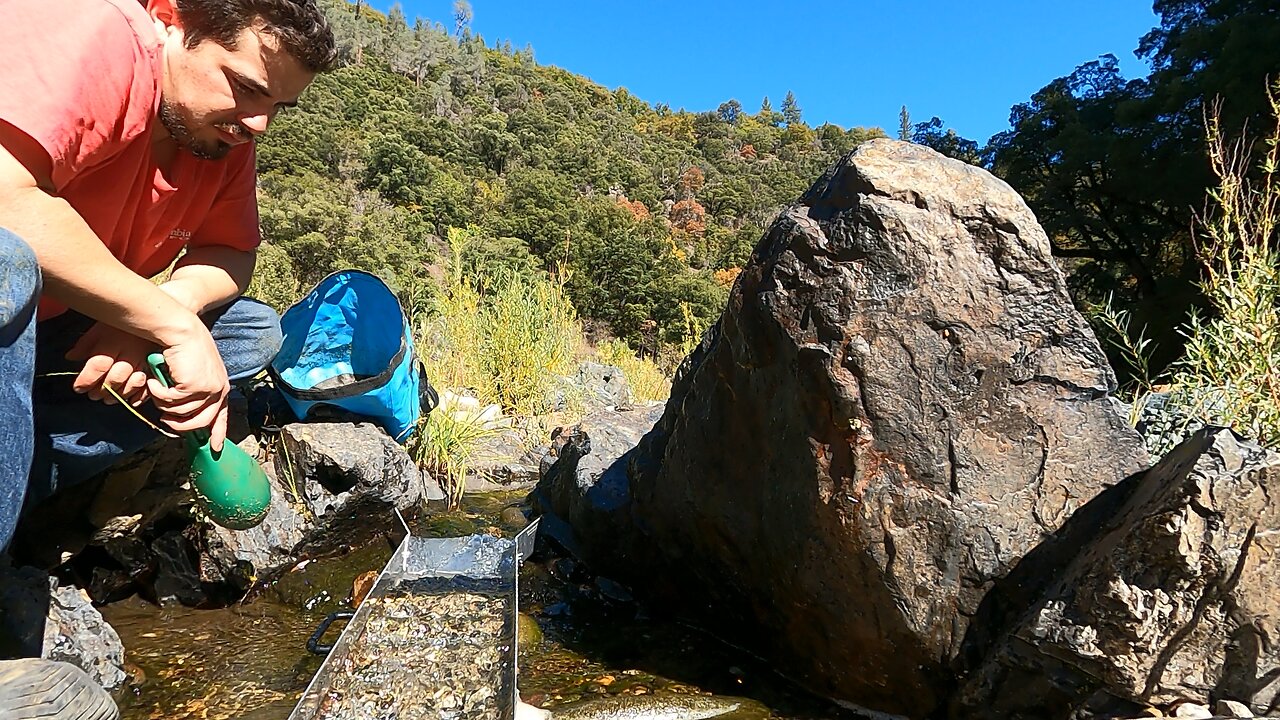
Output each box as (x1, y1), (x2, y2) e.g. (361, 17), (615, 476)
(4, 140), (1275, 720)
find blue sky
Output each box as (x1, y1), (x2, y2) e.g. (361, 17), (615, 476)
(370, 1), (1160, 144)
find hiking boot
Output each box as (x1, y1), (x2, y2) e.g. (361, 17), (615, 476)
(0, 658), (118, 719)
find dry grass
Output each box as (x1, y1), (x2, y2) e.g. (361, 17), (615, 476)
(594, 338), (671, 403)
(409, 226), (584, 505)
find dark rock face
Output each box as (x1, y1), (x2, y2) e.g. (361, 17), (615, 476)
(956, 428), (1280, 718)
(533, 404), (665, 557)
(618, 140), (1149, 717)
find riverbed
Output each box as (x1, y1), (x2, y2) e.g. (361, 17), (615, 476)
(103, 492), (860, 719)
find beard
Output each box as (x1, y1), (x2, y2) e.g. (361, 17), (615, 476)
(158, 99), (247, 160)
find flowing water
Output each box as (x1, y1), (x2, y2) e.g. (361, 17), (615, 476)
(104, 492), (860, 720)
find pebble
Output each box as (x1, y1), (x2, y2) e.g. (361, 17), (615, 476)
(500, 506), (530, 530)
(1216, 699), (1254, 718)
(517, 613), (543, 650)
(1174, 702), (1212, 719)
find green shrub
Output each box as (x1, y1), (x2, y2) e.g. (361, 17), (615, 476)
(1167, 89), (1280, 447)
(245, 241), (301, 312)
(417, 227), (581, 411)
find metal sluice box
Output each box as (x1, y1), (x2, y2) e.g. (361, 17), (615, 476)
(290, 515), (538, 720)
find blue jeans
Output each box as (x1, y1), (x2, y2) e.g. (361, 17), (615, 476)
(0, 230), (40, 552)
(0, 228), (283, 551)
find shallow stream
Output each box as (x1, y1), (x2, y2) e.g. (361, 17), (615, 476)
(103, 492), (860, 719)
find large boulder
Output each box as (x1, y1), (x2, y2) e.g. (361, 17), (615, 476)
(955, 428), (1280, 718)
(613, 140), (1149, 717)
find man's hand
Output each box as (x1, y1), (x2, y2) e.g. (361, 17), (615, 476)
(146, 317), (232, 452)
(66, 315), (232, 452)
(66, 323), (156, 406)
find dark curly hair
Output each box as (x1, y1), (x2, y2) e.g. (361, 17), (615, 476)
(175, 0), (338, 73)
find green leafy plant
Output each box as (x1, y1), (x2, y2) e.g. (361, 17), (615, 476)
(1166, 88), (1280, 448)
(409, 409), (500, 509)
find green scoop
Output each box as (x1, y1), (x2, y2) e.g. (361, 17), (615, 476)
(147, 353), (271, 530)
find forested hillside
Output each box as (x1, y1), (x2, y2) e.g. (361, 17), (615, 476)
(253, 0), (882, 353)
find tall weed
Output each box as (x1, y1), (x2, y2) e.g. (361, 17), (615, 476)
(596, 338), (672, 403)
(1168, 87), (1280, 447)
(410, 227), (584, 504)
(481, 268), (580, 419)
(408, 408), (500, 509)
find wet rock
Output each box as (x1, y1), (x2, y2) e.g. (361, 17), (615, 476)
(532, 404), (664, 554)
(501, 506), (530, 530)
(956, 429), (1280, 719)
(151, 531), (205, 607)
(548, 557), (579, 583)
(196, 422), (424, 586)
(0, 565), (126, 692)
(87, 567), (135, 606)
(516, 613), (543, 650)
(588, 140), (1148, 717)
(546, 693), (764, 720)
(196, 457), (309, 585)
(85, 537), (157, 605)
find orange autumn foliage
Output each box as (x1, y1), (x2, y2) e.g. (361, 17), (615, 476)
(670, 198), (706, 236)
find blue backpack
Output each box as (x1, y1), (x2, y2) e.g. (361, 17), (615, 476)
(269, 270), (436, 442)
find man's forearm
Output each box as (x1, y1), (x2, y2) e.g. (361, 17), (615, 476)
(1, 185), (204, 346)
(162, 246), (257, 316)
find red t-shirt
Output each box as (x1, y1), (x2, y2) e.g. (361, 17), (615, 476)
(0, 0), (261, 317)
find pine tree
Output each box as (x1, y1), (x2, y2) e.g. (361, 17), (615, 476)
(898, 106), (911, 141)
(782, 91), (802, 126)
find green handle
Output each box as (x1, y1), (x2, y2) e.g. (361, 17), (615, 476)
(145, 352), (272, 530)
(146, 352), (210, 446)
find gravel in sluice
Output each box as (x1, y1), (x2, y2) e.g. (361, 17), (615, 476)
(315, 578), (512, 720)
